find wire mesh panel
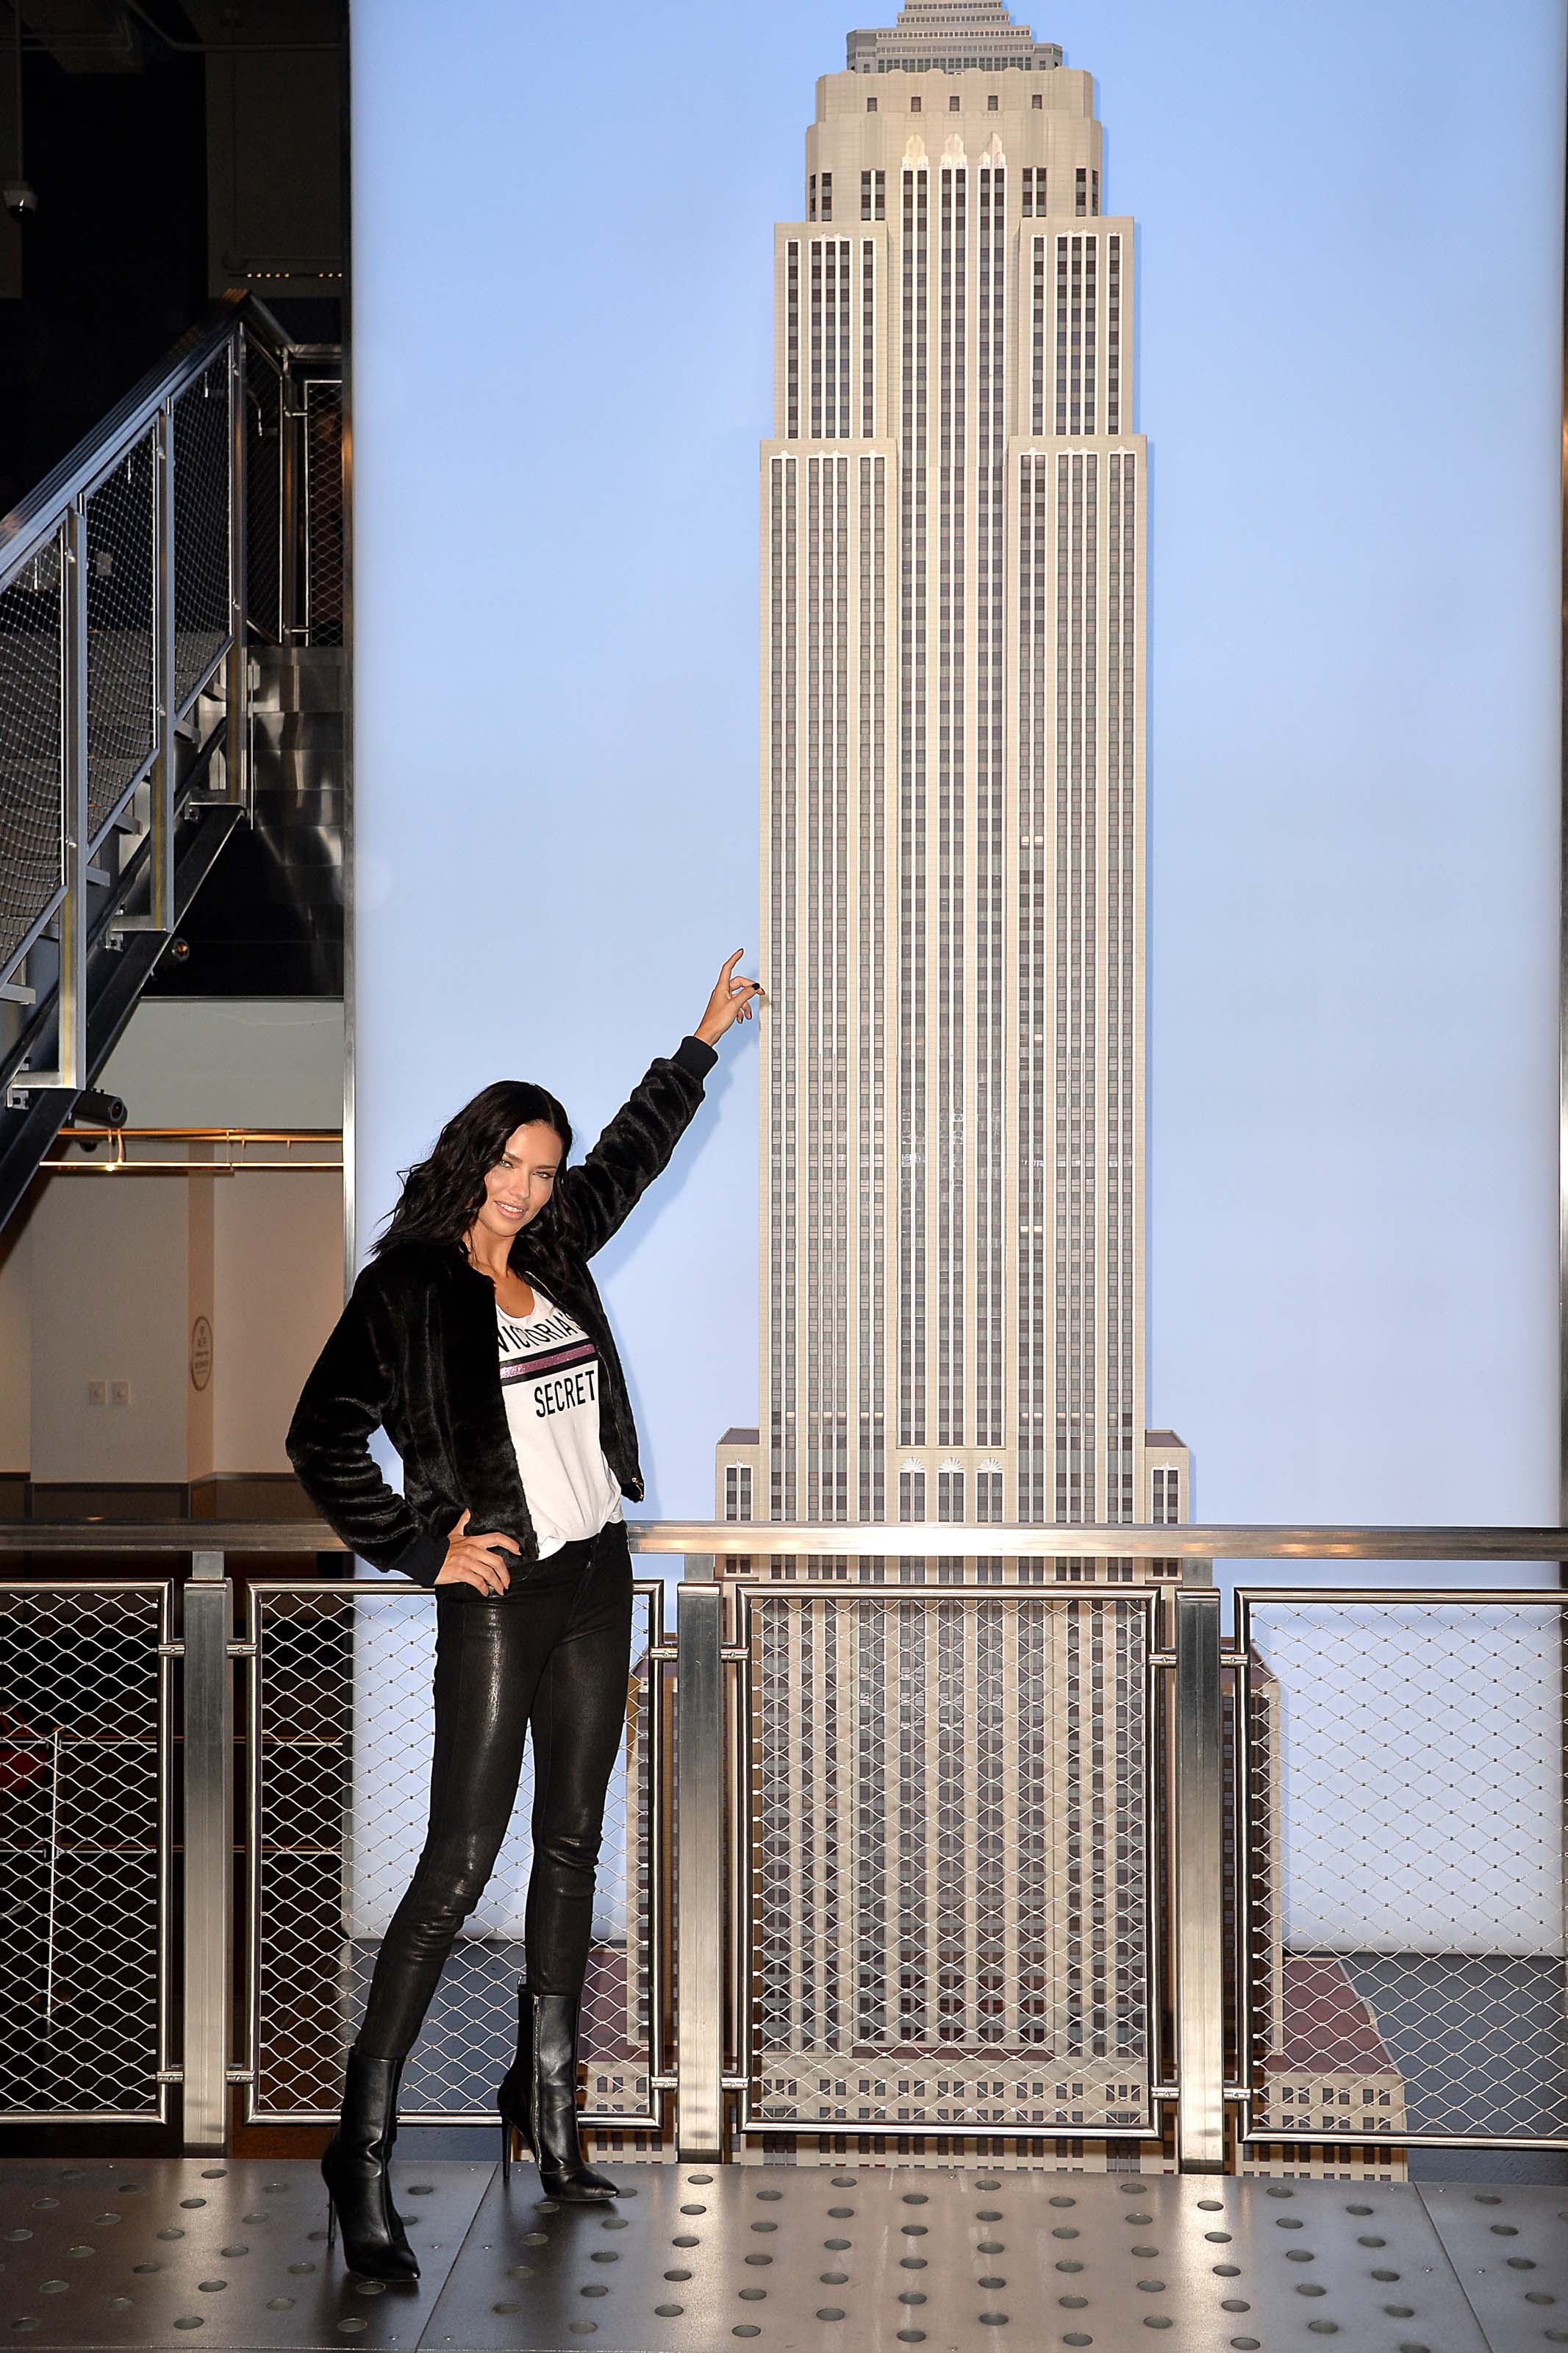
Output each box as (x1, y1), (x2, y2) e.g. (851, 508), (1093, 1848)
(171, 352), (232, 713)
(0, 534), (65, 974)
(0, 1583), (171, 2120)
(82, 430), (158, 848)
(249, 1581), (664, 2125)
(1240, 1593), (1568, 2149)
(244, 343), (284, 643)
(741, 1588), (1156, 2136)
(302, 376), (344, 646)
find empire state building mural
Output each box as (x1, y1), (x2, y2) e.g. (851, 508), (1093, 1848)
(717, 0), (1191, 1554)
(709, 4), (1204, 2152)
(708, 10), (1405, 2173)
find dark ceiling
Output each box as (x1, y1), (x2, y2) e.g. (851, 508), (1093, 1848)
(1, 0), (345, 514)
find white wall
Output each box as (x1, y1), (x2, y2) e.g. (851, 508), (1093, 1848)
(0, 998), (347, 1482)
(213, 1168), (343, 1473)
(0, 1212), (31, 1471)
(27, 1166), (193, 1484)
(97, 999), (346, 1129)
(17, 1157), (343, 1482)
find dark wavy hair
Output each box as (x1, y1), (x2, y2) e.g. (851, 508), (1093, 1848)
(372, 1080), (575, 1260)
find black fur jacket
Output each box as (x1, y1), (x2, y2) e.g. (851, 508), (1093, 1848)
(285, 1032), (718, 1584)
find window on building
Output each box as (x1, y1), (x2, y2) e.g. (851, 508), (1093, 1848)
(808, 171), (817, 221)
(911, 93), (922, 112)
(1091, 167), (1100, 214)
(1032, 92), (1043, 109)
(820, 170), (833, 221)
(1075, 165), (1087, 217)
(987, 93), (999, 110)
(949, 93), (961, 111)
(867, 94), (878, 112)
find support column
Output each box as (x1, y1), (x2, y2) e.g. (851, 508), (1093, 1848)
(676, 1576), (724, 2160)
(182, 1550), (233, 2154)
(1173, 1582), (1225, 2171)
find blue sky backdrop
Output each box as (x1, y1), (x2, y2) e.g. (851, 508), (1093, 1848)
(351, 0), (1564, 1576)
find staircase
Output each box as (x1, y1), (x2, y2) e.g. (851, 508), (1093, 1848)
(140, 646), (347, 999)
(0, 295), (344, 1227)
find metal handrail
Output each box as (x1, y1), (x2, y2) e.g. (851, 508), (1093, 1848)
(0, 292), (343, 1126)
(4, 1529), (1564, 2163)
(0, 291), (293, 588)
(1, 1517), (1566, 1559)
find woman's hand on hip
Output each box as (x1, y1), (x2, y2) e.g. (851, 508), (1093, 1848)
(434, 1508), (519, 1594)
(693, 949), (763, 1046)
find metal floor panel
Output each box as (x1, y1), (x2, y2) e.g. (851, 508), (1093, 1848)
(1417, 2182), (1568, 2352)
(0, 2159), (1554, 2353)
(0, 2158), (489, 2348)
(421, 2164), (1492, 2353)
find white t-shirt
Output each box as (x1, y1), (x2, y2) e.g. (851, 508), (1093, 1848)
(496, 1288), (624, 1559)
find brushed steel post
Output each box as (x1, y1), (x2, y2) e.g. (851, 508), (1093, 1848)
(280, 351), (301, 640)
(676, 1576), (724, 2160)
(36, 504), (90, 1092)
(112, 404), (176, 940)
(224, 335), (250, 815)
(1173, 1584), (1225, 2172)
(182, 1550), (233, 2153)
(147, 403), (176, 929)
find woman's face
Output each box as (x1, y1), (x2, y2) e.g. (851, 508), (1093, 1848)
(473, 1120), (564, 1246)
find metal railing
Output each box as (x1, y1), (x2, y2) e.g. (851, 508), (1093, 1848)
(0, 1518), (1563, 2176)
(244, 1574), (666, 2130)
(0, 295), (343, 1100)
(0, 1579), (173, 2121)
(1234, 1586), (1568, 2155)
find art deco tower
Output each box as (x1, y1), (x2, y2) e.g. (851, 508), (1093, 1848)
(717, 1), (1189, 1559)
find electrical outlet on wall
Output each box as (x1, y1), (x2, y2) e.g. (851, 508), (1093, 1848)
(87, 1380), (106, 1407)
(110, 1381), (131, 1407)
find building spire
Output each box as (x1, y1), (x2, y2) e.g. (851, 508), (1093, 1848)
(846, 1), (1062, 74)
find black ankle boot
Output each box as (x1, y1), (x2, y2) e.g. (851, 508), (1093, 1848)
(497, 1988), (617, 2201)
(322, 2049), (420, 2278)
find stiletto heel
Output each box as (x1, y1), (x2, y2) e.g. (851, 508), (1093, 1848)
(496, 1985), (533, 2188)
(530, 1991), (618, 2202)
(320, 2049), (420, 2279)
(498, 1985), (617, 2200)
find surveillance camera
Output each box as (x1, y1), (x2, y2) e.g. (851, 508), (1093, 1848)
(76, 1087), (128, 1129)
(3, 181), (37, 222)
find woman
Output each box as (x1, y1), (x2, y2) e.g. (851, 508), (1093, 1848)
(286, 951), (760, 2279)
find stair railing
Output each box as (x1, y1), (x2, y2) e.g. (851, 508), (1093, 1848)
(0, 293), (343, 1101)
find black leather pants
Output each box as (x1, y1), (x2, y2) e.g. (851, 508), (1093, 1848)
(354, 1514), (634, 2061)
